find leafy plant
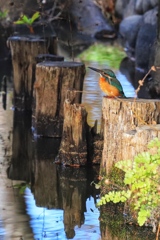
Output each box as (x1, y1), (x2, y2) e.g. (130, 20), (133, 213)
(0, 10), (8, 19)
(78, 43), (126, 69)
(14, 12), (40, 33)
(13, 182), (30, 194)
(97, 138), (160, 229)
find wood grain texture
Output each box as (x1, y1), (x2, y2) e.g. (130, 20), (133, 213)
(33, 61), (86, 137)
(101, 98), (160, 173)
(9, 36), (53, 110)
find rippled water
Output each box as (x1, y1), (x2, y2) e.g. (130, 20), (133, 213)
(25, 188), (100, 240)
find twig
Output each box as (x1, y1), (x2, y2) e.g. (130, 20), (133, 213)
(156, 222), (160, 240)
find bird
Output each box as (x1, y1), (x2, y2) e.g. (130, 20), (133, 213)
(88, 67), (126, 98)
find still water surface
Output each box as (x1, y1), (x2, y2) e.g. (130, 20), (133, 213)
(0, 60), (135, 240)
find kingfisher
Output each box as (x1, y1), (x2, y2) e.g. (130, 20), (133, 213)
(88, 67), (126, 98)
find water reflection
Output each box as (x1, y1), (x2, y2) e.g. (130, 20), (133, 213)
(6, 109), (100, 239)
(4, 57), (137, 240)
(25, 164), (100, 240)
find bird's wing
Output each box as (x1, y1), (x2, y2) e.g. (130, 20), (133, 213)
(109, 77), (125, 96)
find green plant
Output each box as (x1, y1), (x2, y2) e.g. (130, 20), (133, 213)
(97, 138), (160, 229)
(78, 43), (126, 69)
(13, 182), (30, 194)
(14, 12), (40, 33)
(0, 10), (8, 19)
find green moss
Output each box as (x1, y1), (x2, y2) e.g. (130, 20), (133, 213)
(78, 43), (126, 69)
(108, 166), (125, 187)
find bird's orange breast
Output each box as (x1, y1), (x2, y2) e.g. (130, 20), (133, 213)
(99, 77), (120, 97)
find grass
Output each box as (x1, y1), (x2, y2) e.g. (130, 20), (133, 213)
(78, 43), (126, 69)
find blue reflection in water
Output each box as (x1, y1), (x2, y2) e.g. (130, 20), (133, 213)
(24, 188), (101, 240)
(0, 220), (5, 240)
(25, 188), (65, 239)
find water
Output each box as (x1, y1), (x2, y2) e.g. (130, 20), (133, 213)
(0, 57), (135, 240)
(25, 188), (100, 240)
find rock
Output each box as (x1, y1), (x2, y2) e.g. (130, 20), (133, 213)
(68, 0), (116, 39)
(119, 15), (143, 57)
(123, 0), (137, 18)
(135, 8), (158, 71)
(135, 0), (158, 14)
(115, 0), (130, 18)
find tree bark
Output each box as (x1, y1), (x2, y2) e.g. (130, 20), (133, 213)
(122, 124), (160, 161)
(9, 36), (56, 110)
(101, 98), (160, 174)
(55, 98), (88, 166)
(33, 61), (85, 137)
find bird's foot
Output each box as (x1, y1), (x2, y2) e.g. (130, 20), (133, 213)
(103, 96), (114, 98)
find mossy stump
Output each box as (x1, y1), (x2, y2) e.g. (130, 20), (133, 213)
(33, 61), (85, 137)
(8, 36), (54, 110)
(102, 98), (160, 174)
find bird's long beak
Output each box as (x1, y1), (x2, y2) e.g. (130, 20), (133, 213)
(88, 67), (102, 74)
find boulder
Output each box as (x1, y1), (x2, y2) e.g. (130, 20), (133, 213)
(119, 15), (143, 58)
(115, 0), (130, 18)
(67, 0), (116, 39)
(115, 0), (137, 18)
(135, 0), (158, 14)
(135, 8), (158, 71)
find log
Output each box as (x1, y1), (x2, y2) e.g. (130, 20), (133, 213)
(91, 119), (104, 165)
(55, 98), (88, 166)
(101, 98), (160, 174)
(33, 61), (85, 137)
(8, 36), (56, 110)
(122, 124), (160, 161)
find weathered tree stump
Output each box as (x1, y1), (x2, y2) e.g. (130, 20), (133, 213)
(33, 61), (85, 137)
(91, 119), (104, 165)
(122, 124), (160, 161)
(55, 98), (88, 166)
(101, 98), (160, 174)
(8, 36), (56, 110)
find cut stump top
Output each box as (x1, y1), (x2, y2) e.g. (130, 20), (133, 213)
(103, 97), (160, 103)
(37, 61), (85, 68)
(8, 35), (47, 42)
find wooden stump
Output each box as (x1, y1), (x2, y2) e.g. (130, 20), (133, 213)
(55, 99), (88, 166)
(101, 98), (160, 174)
(33, 61), (85, 137)
(122, 124), (160, 161)
(8, 36), (54, 110)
